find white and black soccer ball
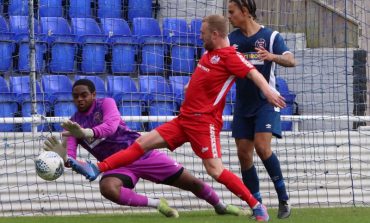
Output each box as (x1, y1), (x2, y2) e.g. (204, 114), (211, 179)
(35, 151), (64, 181)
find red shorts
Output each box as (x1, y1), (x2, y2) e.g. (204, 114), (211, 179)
(156, 115), (222, 159)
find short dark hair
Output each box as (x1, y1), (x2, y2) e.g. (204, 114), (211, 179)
(202, 14), (229, 38)
(229, 0), (257, 20)
(73, 79), (96, 93)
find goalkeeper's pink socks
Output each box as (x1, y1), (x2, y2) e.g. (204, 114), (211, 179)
(216, 169), (259, 208)
(193, 182), (220, 206)
(118, 187), (148, 206)
(98, 142), (145, 172)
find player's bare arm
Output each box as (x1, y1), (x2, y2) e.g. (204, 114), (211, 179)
(255, 47), (296, 67)
(247, 69), (286, 108)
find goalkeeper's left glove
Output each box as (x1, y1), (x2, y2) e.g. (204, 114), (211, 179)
(68, 158), (101, 181)
(61, 120), (94, 139)
(43, 136), (68, 162)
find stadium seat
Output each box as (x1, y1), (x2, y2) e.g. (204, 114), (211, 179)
(222, 103), (233, 131)
(226, 83), (236, 103)
(41, 74), (74, 130)
(107, 75), (145, 131)
(9, 16), (41, 35)
(132, 18), (164, 74)
(9, 76), (49, 131)
(74, 75), (107, 97)
(190, 18), (203, 47)
(9, 16), (46, 73)
(68, 0), (92, 18)
(0, 76), (18, 131)
(97, 0), (122, 18)
(128, 0), (152, 22)
(0, 16), (15, 72)
(163, 18), (195, 74)
(276, 76), (296, 131)
(40, 17), (77, 73)
(8, 0), (29, 16)
(168, 75), (190, 110)
(139, 75), (175, 130)
(39, 0), (63, 17)
(71, 18), (108, 74)
(101, 18), (136, 74)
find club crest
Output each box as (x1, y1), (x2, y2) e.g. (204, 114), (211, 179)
(255, 38), (266, 49)
(210, 55), (220, 64)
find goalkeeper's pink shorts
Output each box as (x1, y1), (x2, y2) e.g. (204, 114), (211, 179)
(156, 115), (222, 159)
(102, 149), (183, 185)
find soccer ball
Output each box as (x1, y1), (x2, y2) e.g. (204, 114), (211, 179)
(35, 151), (64, 181)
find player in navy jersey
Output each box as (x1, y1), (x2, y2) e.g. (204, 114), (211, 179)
(43, 79), (248, 218)
(228, 0), (296, 219)
(66, 15), (287, 222)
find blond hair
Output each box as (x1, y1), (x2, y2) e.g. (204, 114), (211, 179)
(202, 14), (229, 38)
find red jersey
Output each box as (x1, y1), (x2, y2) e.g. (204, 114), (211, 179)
(180, 46), (255, 123)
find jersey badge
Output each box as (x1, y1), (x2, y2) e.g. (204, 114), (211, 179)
(255, 38), (266, 49)
(210, 55), (220, 64)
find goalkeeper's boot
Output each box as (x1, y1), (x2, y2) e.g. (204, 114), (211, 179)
(157, 198), (179, 218)
(215, 204), (252, 216)
(68, 158), (101, 181)
(277, 200), (291, 219)
(252, 203), (269, 222)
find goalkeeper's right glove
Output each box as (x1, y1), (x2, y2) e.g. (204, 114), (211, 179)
(68, 158), (101, 181)
(43, 136), (68, 162)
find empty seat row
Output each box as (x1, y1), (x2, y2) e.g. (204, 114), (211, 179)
(3, 0), (153, 22)
(0, 16), (203, 75)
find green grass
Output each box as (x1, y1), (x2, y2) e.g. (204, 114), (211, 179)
(0, 207), (369, 223)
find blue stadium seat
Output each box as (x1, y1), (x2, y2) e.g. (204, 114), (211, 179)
(190, 18), (203, 46)
(276, 76), (296, 131)
(0, 15), (8, 32)
(107, 75), (144, 131)
(101, 18), (136, 74)
(97, 0), (122, 18)
(9, 16), (41, 34)
(8, 0), (29, 16)
(9, 16), (46, 73)
(17, 34), (47, 73)
(40, 17), (77, 73)
(132, 18), (164, 74)
(226, 83), (236, 103)
(163, 18), (195, 74)
(168, 75), (190, 109)
(41, 74), (73, 130)
(71, 18), (108, 74)
(222, 103), (233, 131)
(53, 101), (77, 131)
(128, 0), (152, 22)
(68, 0), (92, 18)
(39, 0), (63, 17)
(0, 76), (18, 131)
(74, 75), (107, 97)
(0, 16), (15, 72)
(139, 75), (175, 130)
(100, 18), (131, 36)
(9, 76), (49, 131)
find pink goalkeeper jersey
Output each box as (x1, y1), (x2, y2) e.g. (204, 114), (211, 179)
(180, 46), (255, 123)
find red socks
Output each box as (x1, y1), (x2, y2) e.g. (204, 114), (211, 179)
(216, 169), (258, 208)
(97, 142), (145, 172)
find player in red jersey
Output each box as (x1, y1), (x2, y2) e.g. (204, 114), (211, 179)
(67, 14), (285, 222)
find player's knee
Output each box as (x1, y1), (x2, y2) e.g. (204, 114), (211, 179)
(255, 147), (272, 160)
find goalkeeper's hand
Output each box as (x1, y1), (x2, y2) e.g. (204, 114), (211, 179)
(61, 120), (94, 139)
(68, 158), (101, 181)
(43, 136), (68, 162)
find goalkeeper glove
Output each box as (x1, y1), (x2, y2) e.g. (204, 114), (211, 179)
(43, 136), (68, 162)
(68, 157), (101, 181)
(61, 120), (94, 139)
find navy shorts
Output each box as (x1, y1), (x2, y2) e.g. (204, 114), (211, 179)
(232, 104), (282, 140)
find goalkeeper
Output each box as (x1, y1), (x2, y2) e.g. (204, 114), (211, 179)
(44, 78), (245, 218)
